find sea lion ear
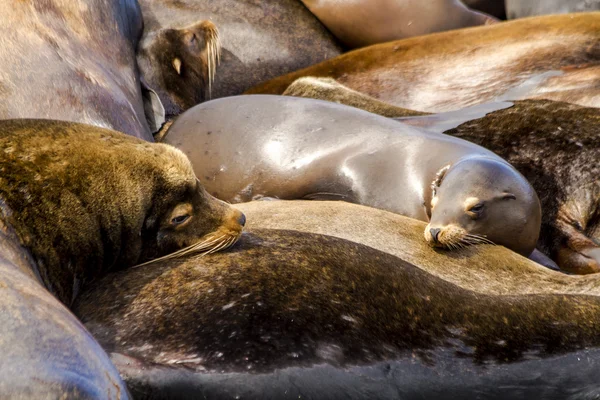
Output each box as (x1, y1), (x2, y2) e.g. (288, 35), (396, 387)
(501, 193), (517, 201)
(431, 164), (451, 193)
(140, 76), (166, 134)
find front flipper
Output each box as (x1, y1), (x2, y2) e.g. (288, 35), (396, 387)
(528, 248), (561, 272)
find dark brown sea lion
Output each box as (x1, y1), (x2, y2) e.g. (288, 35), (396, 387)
(506, 0), (600, 19)
(74, 221), (600, 399)
(246, 13), (600, 112)
(0, 0), (163, 140)
(163, 95), (541, 258)
(136, 0), (342, 118)
(298, 0), (497, 49)
(0, 119), (245, 397)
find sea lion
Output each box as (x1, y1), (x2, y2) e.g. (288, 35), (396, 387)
(0, 0), (165, 140)
(74, 222), (600, 399)
(283, 77), (429, 118)
(246, 13), (600, 112)
(506, 0), (600, 19)
(0, 119), (245, 397)
(283, 80), (600, 273)
(136, 0), (342, 118)
(299, 0), (497, 49)
(163, 95), (541, 258)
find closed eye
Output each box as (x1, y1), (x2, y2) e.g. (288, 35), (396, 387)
(468, 203), (485, 213)
(171, 215), (190, 225)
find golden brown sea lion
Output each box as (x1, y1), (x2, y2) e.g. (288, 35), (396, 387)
(299, 0), (497, 49)
(74, 213), (600, 398)
(0, 119), (245, 398)
(0, 0), (163, 140)
(163, 95), (541, 259)
(246, 13), (600, 112)
(136, 0), (342, 118)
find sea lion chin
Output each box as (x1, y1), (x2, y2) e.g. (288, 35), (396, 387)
(424, 157), (541, 256)
(0, 119), (245, 304)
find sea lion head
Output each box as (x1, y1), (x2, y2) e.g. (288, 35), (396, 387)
(137, 20), (221, 118)
(424, 157), (541, 256)
(0, 120), (244, 304)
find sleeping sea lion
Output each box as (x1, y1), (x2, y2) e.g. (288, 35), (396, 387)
(136, 0), (342, 118)
(163, 95), (541, 258)
(0, 0), (164, 140)
(299, 0), (497, 49)
(246, 13), (600, 112)
(280, 80), (600, 274)
(0, 119), (245, 397)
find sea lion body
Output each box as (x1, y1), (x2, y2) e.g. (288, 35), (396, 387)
(285, 78), (600, 273)
(0, 0), (161, 140)
(0, 119), (245, 397)
(136, 0), (342, 117)
(74, 215), (600, 399)
(299, 0), (497, 49)
(164, 95), (540, 256)
(506, 0), (600, 19)
(246, 13), (600, 112)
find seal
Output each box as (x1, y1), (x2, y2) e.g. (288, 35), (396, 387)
(0, 0), (165, 140)
(506, 0), (600, 19)
(73, 216), (600, 399)
(299, 0), (497, 48)
(162, 95), (541, 258)
(0, 119), (245, 397)
(246, 13), (600, 112)
(136, 0), (342, 118)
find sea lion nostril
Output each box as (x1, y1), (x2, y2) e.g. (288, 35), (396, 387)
(430, 228), (441, 242)
(237, 212), (246, 227)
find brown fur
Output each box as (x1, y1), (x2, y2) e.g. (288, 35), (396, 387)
(246, 13), (600, 112)
(0, 119), (243, 304)
(136, 20), (221, 118)
(283, 77), (429, 117)
(136, 0), (342, 114)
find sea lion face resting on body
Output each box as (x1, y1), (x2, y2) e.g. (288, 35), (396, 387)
(0, 119), (244, 304)
(425, 158), (541, 256)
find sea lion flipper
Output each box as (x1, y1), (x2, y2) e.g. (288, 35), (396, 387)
(141, 76), (166, 134)
(528, 249), (561, 271)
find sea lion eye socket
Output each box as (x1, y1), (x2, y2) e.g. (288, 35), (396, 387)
(171, 214), (190, 225)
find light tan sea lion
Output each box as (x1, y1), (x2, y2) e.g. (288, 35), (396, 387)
(0, 119), (245, 398)
(299, 0), (497, 49)
(279, 80), (600, 274)
(246, 13), (600, 112)
(0, 0), (165, 140)
(136, 0), (342, 118)
(163, 95), (541, 259)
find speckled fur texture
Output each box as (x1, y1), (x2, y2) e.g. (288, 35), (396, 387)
(0, 119), (239, 304)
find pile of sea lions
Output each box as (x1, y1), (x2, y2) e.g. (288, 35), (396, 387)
(0, 1), (598, 399)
